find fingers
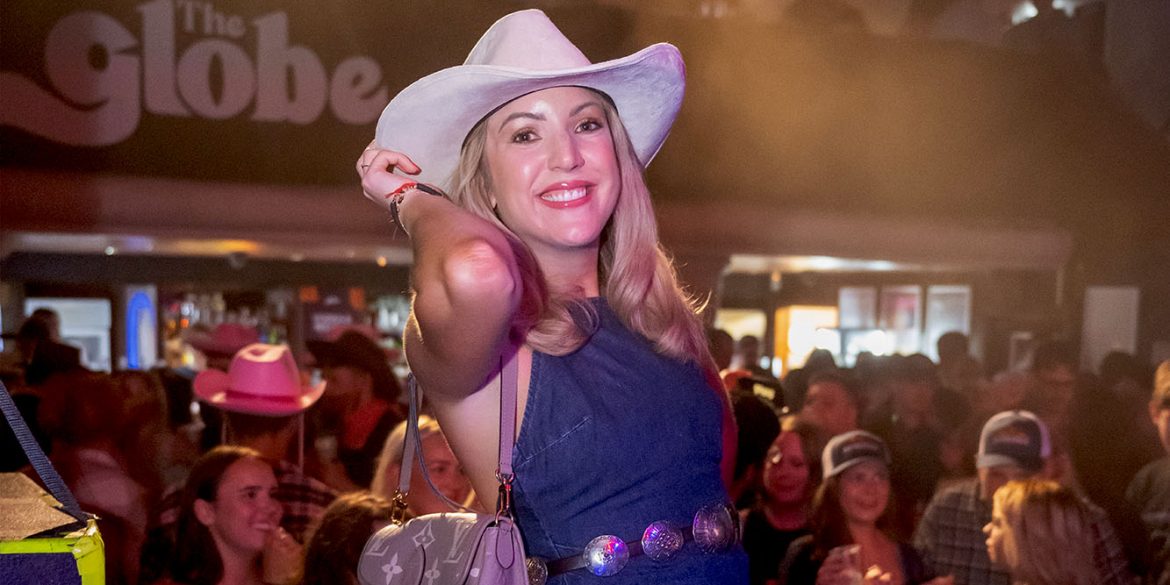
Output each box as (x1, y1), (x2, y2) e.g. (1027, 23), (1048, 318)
(357, 146), (421, 177)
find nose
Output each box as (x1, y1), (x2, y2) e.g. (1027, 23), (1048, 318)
(548, 129), (583, 171)
(982, 522), (991, 536)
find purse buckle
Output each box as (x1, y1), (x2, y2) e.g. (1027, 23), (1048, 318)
(496, 472), (514, 518)
(390, 490), (410, 525)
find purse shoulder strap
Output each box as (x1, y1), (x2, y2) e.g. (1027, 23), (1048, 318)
(0, 379), (88, 522)
(397, 347), (520, 515)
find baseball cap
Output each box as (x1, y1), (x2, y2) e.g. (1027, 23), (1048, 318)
(977, 410), (1051, 472)
(822, 430), (890, 480)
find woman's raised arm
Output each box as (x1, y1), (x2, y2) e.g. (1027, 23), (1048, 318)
(358, 144), (521, 401)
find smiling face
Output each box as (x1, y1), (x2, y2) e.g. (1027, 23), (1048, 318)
(482, 86), (620, 259)
(764, 431), (811, 504)
(195, 456), (282, 556)
(836, 460), (890, 526)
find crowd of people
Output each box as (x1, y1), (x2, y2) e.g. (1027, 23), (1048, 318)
(721, 329), (1169, 585)
(3, 301), (1168, 585)
(1, 7), (1167, 585)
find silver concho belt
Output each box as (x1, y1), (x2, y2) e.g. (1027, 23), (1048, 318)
(525, 502), (740, 583)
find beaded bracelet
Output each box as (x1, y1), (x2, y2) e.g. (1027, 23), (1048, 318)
(384, 182), (445, 234)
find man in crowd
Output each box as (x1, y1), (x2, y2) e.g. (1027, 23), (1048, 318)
(914, 410), (1135, 585)
(307, 330), (403, 489)
(1127, 360), (1170, 585)
(799, 370), (861, 443)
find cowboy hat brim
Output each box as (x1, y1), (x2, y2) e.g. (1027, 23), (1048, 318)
(375, 42), (685, 189)
(193, 369), (326, 417)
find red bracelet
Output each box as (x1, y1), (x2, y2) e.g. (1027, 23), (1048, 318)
(384, 182), (445, 234)
(383, 181), (420, 201)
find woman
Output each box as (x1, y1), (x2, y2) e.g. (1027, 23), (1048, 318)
(983, 479), (1100, 585)
(356, 9), (745, 583)
(162, 446), (302, 585)
(40, 371), (150, 585)
(369, 415), (475, 517)
(778, 431), (949, 585)
(744, 417), (821, 585)
(301, 492), (393, 585)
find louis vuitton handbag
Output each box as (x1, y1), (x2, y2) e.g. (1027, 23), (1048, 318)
(357, 350), (537, 585)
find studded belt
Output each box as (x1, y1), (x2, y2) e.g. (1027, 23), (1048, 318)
(524, 502), (740, 583)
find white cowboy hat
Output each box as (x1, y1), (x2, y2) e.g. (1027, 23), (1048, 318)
(194, 343), (325, 416)
(375, 9), (686, 188)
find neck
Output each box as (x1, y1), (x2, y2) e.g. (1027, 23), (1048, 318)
(762, 499), (807, 530)
(532, 244), (601, 297)
(847, 521), (884, 546)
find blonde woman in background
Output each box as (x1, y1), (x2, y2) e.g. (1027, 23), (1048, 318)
(370, 415), (475, 518)
(984, 479), (1104, 585)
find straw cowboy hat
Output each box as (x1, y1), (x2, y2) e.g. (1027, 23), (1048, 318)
(375, 9), (686, 188)
(194, 344), (325, 416)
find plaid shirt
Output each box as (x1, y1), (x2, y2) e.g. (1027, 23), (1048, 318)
(913, 478), (1137, 585)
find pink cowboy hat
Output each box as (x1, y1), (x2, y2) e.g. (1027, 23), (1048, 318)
(194, 344), (325, 416)
(185, 323), (260, 357)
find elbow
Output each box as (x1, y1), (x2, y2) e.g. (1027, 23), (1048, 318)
(442, 239), (519, 308)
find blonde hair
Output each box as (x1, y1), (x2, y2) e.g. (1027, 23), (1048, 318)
(992, 479), (1099, 585)
(448, 91), (710, 368)
(370, 415), (444, 498)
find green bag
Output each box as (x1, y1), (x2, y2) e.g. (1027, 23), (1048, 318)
(1, 381), (104, 585)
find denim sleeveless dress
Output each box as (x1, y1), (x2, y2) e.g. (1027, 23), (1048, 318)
(511, 298), (749, 584)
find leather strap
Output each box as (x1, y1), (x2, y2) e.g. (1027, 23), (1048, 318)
(397, 345), (520, 514)
(498, 347), (519, 479)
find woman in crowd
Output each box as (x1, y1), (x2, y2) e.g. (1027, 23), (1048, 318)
(369, 415), (475, 517)
(301, 492), (393, 585)
(40, 370), (149, 585)
(161, 446), (301, 585)
(983, 479), (1100, 585)
(356, 8), (745, 582)
(779, 431), (950, 585)
(744, 417), (821, 585)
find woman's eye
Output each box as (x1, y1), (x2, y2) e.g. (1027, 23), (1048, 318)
(577, 119), (603, 132)
(512, 130), (536, 143)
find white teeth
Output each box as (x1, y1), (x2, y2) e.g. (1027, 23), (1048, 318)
(541, 187), (587, 202)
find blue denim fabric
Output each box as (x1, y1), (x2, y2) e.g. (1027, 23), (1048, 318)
(511, 299), (748, 584)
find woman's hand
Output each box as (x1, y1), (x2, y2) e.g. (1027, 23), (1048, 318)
(816, 548), (861, 585)
(356, 140), (422, 211)
(261, 527), (304, 585)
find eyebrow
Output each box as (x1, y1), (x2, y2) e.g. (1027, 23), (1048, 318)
(496, 101), (605, 133)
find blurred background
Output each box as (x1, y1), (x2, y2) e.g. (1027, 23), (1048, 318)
(2, 0), (1167, 376)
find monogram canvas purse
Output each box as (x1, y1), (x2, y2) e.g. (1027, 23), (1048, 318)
(358, 351), (535, 585)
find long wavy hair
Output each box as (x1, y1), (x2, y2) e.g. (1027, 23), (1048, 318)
(448, 89), (709, 368)
(169, 445), (266, 585)
(993, 479), (1098, 585)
